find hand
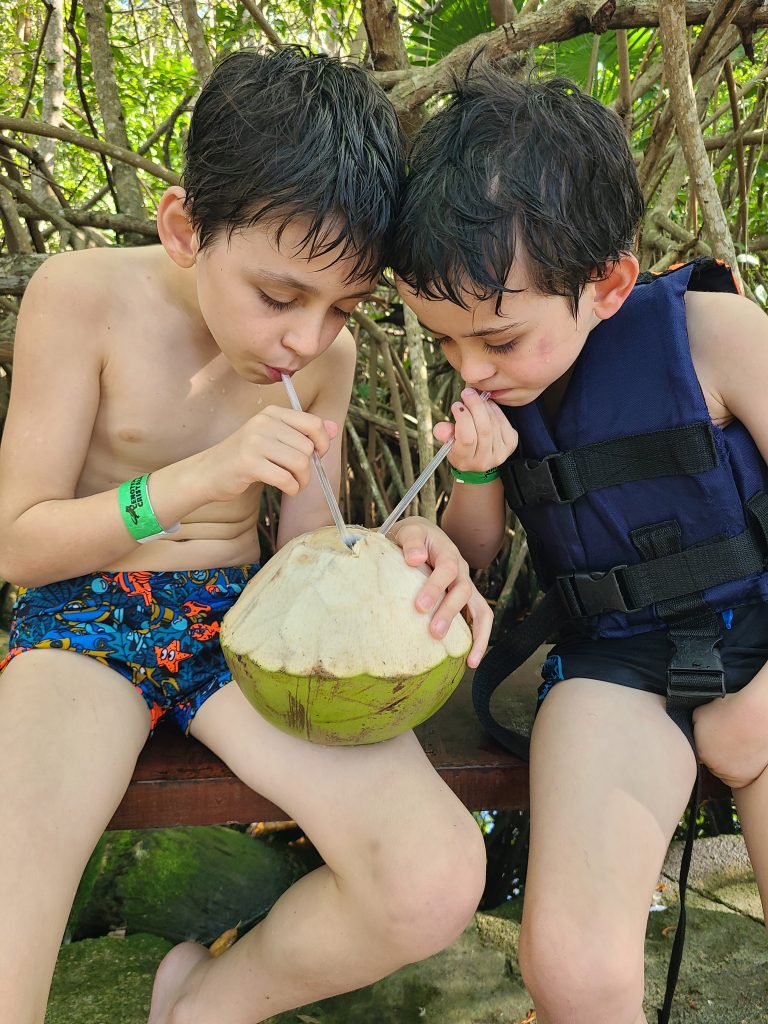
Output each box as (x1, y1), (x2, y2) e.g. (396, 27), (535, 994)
(389, 516), (493, 669)
(201, 405), (338, 502)
(433, 388), (518, 473)
(693, 684), (768, 789)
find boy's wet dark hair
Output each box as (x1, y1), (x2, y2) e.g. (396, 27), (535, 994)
(183, 46), (405, 280)
(392, 64), (645, 315)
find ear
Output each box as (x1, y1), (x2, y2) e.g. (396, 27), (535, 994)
(156, 186), (197, 269)
(591, 252), (639, 320)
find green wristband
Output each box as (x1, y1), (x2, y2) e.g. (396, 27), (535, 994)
(449, 465), (501, 484)
(118, 474), (180, 544)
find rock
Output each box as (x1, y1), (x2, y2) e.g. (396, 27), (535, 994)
(662, 834), (763, 923)
(48, 888), (768, 1024)
(67, 826), (306, 945)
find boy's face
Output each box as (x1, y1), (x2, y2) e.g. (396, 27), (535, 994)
(397, 259), (600, 406)
(194, 218), (377, 383)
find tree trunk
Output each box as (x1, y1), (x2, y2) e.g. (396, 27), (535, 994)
(81, 0), (146, 225)
(31, 0), (65, 208)
(659, 0), (741, 281)
(180, 0), (213, 82)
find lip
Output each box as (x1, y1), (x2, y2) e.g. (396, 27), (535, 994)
(264, 365), (297, 383)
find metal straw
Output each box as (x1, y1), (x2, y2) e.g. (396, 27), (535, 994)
(281, 373), (357, 548)
(378, 391), (492, 536)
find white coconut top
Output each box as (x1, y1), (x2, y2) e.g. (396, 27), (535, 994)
(221, 526), (472, 677)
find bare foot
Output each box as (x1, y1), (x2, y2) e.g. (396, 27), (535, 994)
(147, 941), (211, 1024)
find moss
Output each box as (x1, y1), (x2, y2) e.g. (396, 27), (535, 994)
(46, 933), (170, 1024)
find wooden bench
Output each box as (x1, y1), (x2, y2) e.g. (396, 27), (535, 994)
(107, 655), (729, 829)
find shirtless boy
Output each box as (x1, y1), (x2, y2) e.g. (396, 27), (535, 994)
(393, 64), (768, 1024)
(0, 48), (490, 1024)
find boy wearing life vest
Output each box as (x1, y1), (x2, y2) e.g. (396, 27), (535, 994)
(393, 64), (768, 1024)
(0, 49), (492, 1023)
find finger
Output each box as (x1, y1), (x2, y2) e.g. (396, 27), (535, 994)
(465, 595), (493, 668)
(433, 420), (455, 444)
(259, 440), (313, 490)
(461, 388), (496, 464)
(429, 576), (473, 640)
(418, 551), (464, 623)
(266, 407), (332, 455)
(451, 402), (480, 455)
(488, 402), (519, 457)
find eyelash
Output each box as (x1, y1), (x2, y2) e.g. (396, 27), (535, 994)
(433, 335), (518, 354)
(259, 291), (348, 320)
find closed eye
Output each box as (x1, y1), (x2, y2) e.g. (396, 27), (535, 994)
(259, 290), (295, 312)
(483, 339), (519, 354)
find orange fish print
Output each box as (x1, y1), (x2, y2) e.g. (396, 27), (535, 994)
(115, 571), (153, 606)
(182, 600), (212, 618)
(189, 621), (221, 642)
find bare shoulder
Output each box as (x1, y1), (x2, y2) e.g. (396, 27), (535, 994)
(18, 248), (145, 348)
(685, 288), (765, 341)
(298, 325), (357, 414)
(685, 289), (768, 426)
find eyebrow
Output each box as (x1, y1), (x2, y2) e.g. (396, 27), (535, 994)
(255, 269), (373, 301)
(417, 319), (527, 338)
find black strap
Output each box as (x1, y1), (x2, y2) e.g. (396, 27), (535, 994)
(657, 772), (701, 1024)
(502, 422), (719, 508)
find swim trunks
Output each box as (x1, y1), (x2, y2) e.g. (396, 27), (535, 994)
(0, 565), (258, 731)
(538, 602), (768, 705)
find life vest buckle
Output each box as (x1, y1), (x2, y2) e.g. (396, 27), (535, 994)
(556, 566), (631, 618)
(505, 454), (567, 507)
(666, 634), (726, 703)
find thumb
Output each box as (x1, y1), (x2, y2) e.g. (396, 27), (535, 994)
(433, 420), (455, 444)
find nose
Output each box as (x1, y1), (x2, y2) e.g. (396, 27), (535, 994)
(281, 313), (326, 361)
(457, 352), (496, 388)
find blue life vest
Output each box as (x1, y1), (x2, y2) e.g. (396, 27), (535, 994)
(500, 259), (768, 639)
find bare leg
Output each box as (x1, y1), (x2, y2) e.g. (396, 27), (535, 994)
(518, 679), (697, 1024)
(149, 681), (487, 1024)
(0, 651), (151, 1024)
(732, 770), (768, 922)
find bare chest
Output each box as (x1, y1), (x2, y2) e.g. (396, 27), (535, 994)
(84, 333), (274, 485)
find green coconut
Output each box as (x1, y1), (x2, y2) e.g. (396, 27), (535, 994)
(220, 526), (472, 745)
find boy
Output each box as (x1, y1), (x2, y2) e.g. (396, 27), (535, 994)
(0, 48), (492, 1024)
(393, 65), (768, 1024)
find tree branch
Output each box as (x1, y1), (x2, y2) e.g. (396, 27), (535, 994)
(388, 0), (768, 114)
(659, 0), (740, 279)
(0, 116), (180, 185)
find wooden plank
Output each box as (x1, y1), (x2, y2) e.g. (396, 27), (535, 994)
(108, 666), (533, 829)
(107, 652), (729, 830)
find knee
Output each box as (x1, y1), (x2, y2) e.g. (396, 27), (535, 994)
(364, 810), (486, 964)
(519, 911), (643, 1024)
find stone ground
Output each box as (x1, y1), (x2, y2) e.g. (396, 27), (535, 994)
(45, 834), (767, 1024)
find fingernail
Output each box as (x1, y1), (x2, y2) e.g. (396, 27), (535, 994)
(433, 619), (447, 637)
(461, 388), (475, 400)
(417, 594), (435, 611)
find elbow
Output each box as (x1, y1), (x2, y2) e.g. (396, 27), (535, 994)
(0, 543), (47, 591)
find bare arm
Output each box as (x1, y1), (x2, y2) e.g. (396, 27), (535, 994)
(435, 389), (517, 567)
(0, 256), (334, 587)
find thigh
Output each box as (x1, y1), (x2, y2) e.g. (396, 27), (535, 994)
(0, 650), (151, 1016)
(191, 681), (474, 870)
(525, 678), (697, 937)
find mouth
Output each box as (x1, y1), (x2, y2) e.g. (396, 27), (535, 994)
(264, 365), (298, 382)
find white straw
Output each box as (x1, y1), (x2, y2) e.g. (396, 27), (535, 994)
(281, 374), (356, 547)
(379, 391), (491, 536)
